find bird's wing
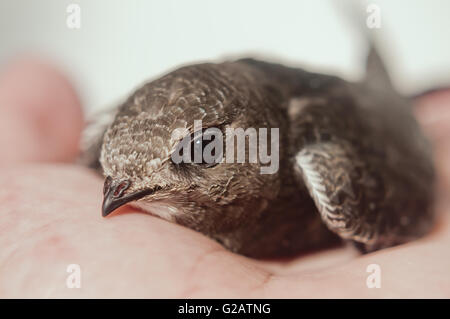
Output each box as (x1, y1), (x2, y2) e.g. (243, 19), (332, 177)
(293, 140), (372, 242)
(77, 106), (118, 174)
(289, 95), (434, 252)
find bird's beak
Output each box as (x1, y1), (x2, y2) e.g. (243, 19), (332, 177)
(102, 178), (155, 217)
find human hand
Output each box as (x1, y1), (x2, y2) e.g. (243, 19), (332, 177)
(0, 59), (449, 298)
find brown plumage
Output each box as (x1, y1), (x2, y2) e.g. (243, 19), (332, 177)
(81, 49), (435, 258)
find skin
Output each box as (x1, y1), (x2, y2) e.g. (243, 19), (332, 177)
(0, 59), (449, 298)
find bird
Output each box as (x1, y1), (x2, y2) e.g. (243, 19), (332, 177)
(79, 47), (435, 259)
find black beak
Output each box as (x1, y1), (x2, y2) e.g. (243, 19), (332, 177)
(102, 178), (156, 217)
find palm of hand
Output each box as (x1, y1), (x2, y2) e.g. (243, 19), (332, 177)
(0, 60), (449, 298)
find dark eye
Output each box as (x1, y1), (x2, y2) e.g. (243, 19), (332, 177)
(172, 128), (223, 167)
(191, 129), (222, 166)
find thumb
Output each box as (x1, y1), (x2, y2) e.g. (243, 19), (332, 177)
(0, 57), (84, 165)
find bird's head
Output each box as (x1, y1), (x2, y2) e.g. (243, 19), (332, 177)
(99, 63), (283, 229)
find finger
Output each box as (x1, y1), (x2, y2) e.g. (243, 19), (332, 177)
(414, 89), (450, 142)
(414, 89), (450, 191)
(0, 57), (83, 165)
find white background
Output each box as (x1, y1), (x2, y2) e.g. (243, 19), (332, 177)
(0, 0), (449, 113)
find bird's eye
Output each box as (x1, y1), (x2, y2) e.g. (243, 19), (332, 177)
(172, 128), (223, 167)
